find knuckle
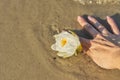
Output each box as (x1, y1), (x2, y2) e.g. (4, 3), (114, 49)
(84, 24), (93, 30)
(95, 34), (103, 39)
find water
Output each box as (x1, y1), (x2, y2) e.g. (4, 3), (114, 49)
(74, 0), (120, 5)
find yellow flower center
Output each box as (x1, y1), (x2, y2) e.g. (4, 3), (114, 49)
(61, 38), (67, 47)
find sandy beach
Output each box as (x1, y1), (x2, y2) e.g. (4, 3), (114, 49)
(0, 0), (120, 80)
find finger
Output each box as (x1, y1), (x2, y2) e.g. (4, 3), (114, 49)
(77, 16), (100, 38)
(107, 16), (120, 35)
(88, 16), (110, 36)
(79, 37), (91, 51)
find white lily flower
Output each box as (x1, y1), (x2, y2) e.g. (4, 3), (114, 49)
(51, 31), (82, 58)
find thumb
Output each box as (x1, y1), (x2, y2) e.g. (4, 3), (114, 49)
(79, 37), (91, 52)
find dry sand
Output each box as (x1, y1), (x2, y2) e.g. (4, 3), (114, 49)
(0, 0), (120, 80)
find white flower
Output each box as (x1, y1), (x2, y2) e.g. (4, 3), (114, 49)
(51, 31), (82, 58)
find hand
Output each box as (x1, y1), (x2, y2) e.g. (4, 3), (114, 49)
(77, 16), (120, 69)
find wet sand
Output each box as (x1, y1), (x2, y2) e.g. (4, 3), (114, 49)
(0, 0), (120, 80)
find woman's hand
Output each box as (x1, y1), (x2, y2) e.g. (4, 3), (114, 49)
(77, 16), (120, 69)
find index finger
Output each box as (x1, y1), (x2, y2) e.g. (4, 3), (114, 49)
(77, 16), (100, 38)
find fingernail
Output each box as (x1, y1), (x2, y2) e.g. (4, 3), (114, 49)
(77, 16), (82, 20)
(77, 16), (83, 22)
(88, 16), (93, 20)
(107, 16), (110, 19)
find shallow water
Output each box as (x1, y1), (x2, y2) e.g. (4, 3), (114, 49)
(0, 0), (120, 80)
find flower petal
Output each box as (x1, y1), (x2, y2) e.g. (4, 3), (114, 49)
(57, 52), (74, 58)
(51, 31), (82, 58)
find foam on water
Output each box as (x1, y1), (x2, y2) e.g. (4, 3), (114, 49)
(74, 0), (120, 5)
